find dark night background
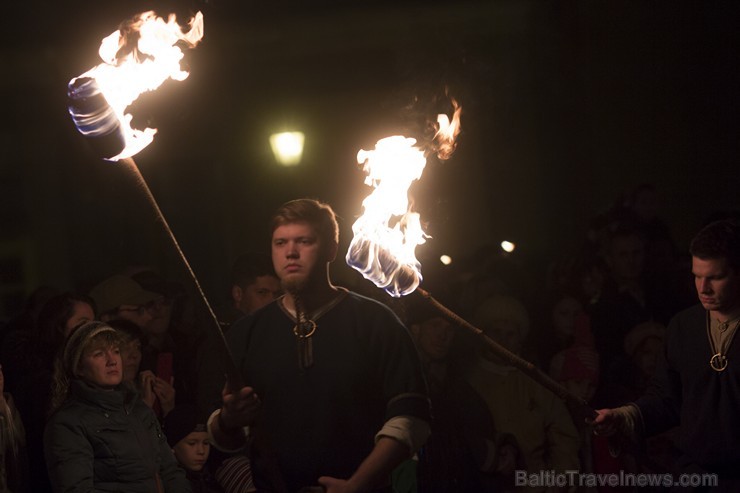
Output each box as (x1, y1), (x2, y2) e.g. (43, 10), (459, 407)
(1, 0), (738, 318)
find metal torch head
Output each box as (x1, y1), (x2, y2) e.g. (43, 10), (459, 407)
(346, 235), (420, 297)
(67, 77), (125, 160)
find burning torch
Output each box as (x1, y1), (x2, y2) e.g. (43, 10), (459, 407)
(67, 11), (242, 387)
(345, 101), (595, 422)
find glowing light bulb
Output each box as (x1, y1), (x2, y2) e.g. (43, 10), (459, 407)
(270, 131), (305, 166)
(501, 241), (515, 253)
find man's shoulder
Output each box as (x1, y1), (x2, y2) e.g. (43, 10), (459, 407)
(665, 304), (705, 343)
(342, 289), (389, 308)
(339, 290), (404, 322)
(225, 301), (283, 343)
(214, 304), (244, 328)
(668, 304), (704, 326)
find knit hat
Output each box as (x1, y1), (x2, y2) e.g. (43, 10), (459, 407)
(62, 321), (122, 377)
(89, 274), (162, 315)
(163, 404), (207, 448)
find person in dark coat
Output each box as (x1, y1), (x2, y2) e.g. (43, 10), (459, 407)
(43, 321), (190, 493)
(594, 218), (740, 491)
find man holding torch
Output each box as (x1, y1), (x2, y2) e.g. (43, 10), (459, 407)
(593, 218), (740, 490)
(206, 199), (431, 493)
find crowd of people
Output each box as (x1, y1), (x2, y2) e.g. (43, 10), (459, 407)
(0, 187), (738, 492)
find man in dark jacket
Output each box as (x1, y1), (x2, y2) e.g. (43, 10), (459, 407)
(594, 218), (740, 491)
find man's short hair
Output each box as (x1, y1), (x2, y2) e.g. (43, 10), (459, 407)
(230, 252), (276, 287)
(270, 199), (339, 247)
(690, 218), (740, 271)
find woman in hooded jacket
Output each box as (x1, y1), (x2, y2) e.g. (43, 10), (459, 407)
(43, 321), (190, 493)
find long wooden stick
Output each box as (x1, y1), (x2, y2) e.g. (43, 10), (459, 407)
(119, 157), (243, 388)
(415, 286), (596, 422)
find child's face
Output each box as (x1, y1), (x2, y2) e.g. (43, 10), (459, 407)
(564, 378), (596, 403)
(173, 431), (210, 471)
(414, 317), (454, 362)
(551, 296), (583, 342)
(120, 338), (143, 382)
(633, 336), (663, 377)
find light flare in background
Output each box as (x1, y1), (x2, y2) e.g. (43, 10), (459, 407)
(270, 131), (305, 166)
(68, 11), (204, 161)
(346, 100), (462, 297)
(501, 240), (516, 253)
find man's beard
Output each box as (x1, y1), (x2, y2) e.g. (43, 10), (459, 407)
(281, 275), (308, 295)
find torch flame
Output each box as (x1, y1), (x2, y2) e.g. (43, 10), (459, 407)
(68, 11), (204, 161)
(346, 102), (462, 297)
(434, 99), (462, 160)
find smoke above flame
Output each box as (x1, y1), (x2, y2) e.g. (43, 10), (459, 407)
(68, 11), (204, 161)
(346, 100), (462, 297)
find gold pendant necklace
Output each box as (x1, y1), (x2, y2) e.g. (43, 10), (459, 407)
(710, 353), (728, 372)
(280, 288), (348, 370)
(706, 312), (740, 372)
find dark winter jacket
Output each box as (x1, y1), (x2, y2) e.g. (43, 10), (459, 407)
(44, 379), (191, 493)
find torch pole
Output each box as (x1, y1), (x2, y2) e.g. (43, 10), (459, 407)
(415, 286), (596, 423)
(119, 157), (243, 389)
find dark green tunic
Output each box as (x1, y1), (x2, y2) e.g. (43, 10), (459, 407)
(635, 304), (740, 479)
(227, 291), (430, 492)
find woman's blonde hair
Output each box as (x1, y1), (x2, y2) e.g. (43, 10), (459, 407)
(0, 375), (25, 462)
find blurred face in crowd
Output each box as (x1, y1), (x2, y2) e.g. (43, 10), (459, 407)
(173, 431), (210, 472)
(77, 344), (122, 389)
(579, 265), (604, 303)
(481, 319), (523, 358)
(633, 336), (663, 378)
(693, 256), (740, 318)
(120, 337), (143, 382)
(64, 301), (95, 338)
(563, 378), (596, 403)
(145, 297), (172, 336)
(413, 317), (455, 362)
(607, 234), (645, 283)
(551, 296), (583, 342)
(116, 304), (155, 332)
(235, 275), (281, 314)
